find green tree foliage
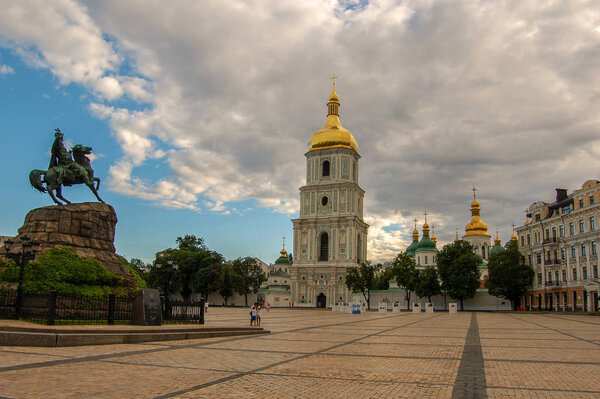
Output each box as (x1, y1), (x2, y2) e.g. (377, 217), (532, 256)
(175, 235), (207, 251)
(121, 257), (148, 289)
(415, 266), (441, 303)
(374, 261), (394, 290)
(436, 240), (481, 310)
(345, 261), (378, 309)
(218, 264), (234, 305)
(231, 257), (267, 306)
(392, 253), (419, 310)
(486, 241), (534, 309)
(0, 248), (123, 296)
(146, 235), (224, 300)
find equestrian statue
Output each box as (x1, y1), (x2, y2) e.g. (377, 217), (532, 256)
(29, 128), (104, 205)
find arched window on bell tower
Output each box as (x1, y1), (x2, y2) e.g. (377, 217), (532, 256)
(319, 232), (329, 261)
(322, 160), (330, 177)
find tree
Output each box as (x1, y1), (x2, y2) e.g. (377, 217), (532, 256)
(436, 240), (481, 310)
(345, 261), (378, 309)
(147, 236), (224, 300)
(392, 253), (419, 310)
(218, 264), (234, 305)
(415, 266), (441, 303)
(175, 235), (207, 251)
(486, 241), (534, 310)
(231, 257), (267, 306)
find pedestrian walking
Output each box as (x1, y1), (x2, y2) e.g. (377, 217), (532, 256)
(267, 302), (271, 312)
(250, 303), (257, 326)
(256, 304), (262, 326)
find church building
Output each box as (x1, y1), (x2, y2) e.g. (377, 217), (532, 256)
(289, 81), (369, 307)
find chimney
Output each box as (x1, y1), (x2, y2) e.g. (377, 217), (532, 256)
(556, 188), (568, 202)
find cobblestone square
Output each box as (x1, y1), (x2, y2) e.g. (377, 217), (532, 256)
(1, 309), (599, 398)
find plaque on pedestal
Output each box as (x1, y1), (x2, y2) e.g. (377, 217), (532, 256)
(132, 289), (162, 326)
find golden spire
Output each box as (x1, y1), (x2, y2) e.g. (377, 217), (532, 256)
(412, 218), (419, 241)
(494, 228), (501, 246)
(431, 224), (437, 244)
(308, 77), (358, 152)
(422, 211), (430, 236)
(511, 223), (518, 242)
(455, 228), (460, 242)
(280, 236), (287, 257)
(465, 187), (489, 236)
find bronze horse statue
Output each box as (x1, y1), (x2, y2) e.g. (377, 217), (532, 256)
(29, 144), (104, 205)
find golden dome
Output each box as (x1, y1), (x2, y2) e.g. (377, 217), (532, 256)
(431, 225), (437, 244)
(494, 230), (501, 246)
(465, 188), (490, 237)
(280, 247), (287, 257)
(308, 81), (358, 153)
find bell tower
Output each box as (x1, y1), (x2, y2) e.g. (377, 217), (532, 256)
(290, 79), (369, 307)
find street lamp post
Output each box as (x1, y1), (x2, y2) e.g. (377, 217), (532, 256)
(3, 235), (40, 318)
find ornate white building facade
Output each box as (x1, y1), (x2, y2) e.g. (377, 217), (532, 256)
(516, 180), (600, 311)
(289, 82), (369, 307)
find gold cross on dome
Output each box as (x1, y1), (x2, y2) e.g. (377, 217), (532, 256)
(282, 236), (286, 249)
(330, 74), (337, 87)
(472, 186), (477, 200)
(414, 218), (418, 228)
(424, 211), (428, 222)
(511, 223), (516, 232)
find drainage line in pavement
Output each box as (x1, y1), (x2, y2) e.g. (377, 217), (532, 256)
(451, 313), (487, 399)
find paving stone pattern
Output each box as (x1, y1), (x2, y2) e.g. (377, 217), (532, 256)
(1, 310), (599, 398)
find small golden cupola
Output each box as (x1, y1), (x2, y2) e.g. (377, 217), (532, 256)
(308, 76), (359, 153)
(454, 228), (460, 242)
(494, 229), (502, 246)
(431, 225), (437, 245)
(465, 187), (490, 237)
(511, 223), (518, 242)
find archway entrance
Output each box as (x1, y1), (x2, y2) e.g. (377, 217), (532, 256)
(316, 293), (326, 308)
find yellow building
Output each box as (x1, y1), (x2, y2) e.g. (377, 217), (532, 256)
(516, 180), (600, 311)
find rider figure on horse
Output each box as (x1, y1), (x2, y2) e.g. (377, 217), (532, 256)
(49, 128), (89, 185)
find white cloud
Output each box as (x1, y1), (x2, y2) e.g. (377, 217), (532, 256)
(0, 64), (14, 74)
(3, 0), (600, 260)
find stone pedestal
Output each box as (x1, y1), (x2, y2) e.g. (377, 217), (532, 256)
(3, 202), (134, 286)
(449, 303), (458, 314)
(378, 302), (387, 314)
(412, 303), (421, 313)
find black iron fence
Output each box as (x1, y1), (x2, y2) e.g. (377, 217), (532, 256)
(0, 289), (205, 325)
(0, 289), (134, 325)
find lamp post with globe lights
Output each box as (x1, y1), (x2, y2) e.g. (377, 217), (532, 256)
(3, 236), (40, 318)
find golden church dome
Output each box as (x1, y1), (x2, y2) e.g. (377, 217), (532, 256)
(465, 188), (490, 237)
(308, 81), (358, 153)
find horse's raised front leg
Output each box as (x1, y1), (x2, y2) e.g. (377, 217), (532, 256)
(55, 185), (71, 205)
(87, 182), (105, 203)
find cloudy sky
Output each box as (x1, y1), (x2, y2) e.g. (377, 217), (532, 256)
(1, 0), (599, 263)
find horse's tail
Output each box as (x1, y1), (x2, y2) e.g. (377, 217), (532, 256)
(29, 169), (47, 193)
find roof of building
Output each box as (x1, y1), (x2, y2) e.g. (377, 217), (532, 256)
(308, 82), (358, 153)
(465, 189), (490, 237)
